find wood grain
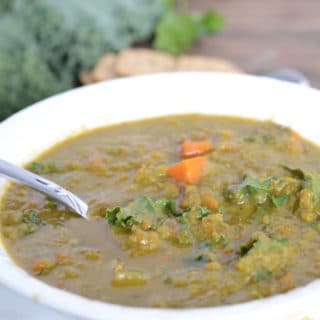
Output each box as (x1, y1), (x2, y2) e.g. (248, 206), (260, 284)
(189, 0), (320, 87)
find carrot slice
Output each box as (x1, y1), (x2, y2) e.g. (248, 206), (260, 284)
(168, 156), (207, 184)
(280, 272), (294, 289)
(201, 195), (219, 211)
(181, 139), (213, 157)
(32, 258), (54, 272)
(55, 252), (67, 261)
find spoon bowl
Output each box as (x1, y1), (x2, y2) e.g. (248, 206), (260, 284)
(0, 159), (88, 218)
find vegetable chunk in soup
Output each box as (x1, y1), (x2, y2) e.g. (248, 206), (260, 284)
(1, 114), (320, 308)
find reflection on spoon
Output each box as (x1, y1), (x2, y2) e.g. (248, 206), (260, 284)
(0, 159), (88, 219)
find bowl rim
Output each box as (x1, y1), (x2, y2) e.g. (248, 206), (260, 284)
(0, 71), (320, 320)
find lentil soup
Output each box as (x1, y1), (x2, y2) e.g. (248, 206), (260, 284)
(1, 114), (320, 308)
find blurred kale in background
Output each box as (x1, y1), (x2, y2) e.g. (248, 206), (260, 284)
(0, 0), (164, 120)
(0, 0), (224, 120)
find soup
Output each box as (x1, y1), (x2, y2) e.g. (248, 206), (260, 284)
(1, 114), (320, 308)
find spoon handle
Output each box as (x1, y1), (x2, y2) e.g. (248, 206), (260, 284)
(0, 159), (88, 219)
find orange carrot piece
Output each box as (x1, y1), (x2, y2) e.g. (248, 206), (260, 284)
(141, 221), (150, 231)
(168, 156), (207, 184)
(53, 280), (65, 288)
(280, 272), (294, 289)
(181, 139), (213, 157)
(201, 195), (219, 211)
(55, 252), (67, 261)
(32, 258), (53, 272)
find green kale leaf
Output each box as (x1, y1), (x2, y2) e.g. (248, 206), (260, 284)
(0, 0), (164, 120)
(153, 8), (224, 55)
(22, 209), (42, 225)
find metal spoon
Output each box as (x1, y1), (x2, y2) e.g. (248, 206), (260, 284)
(0, 159), (88, 219)
(265, 68), (310, 86)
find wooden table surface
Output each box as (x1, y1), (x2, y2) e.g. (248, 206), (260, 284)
(189, 0), (320, 87)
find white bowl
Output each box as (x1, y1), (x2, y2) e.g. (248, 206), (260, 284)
(0, 72), (319, 320)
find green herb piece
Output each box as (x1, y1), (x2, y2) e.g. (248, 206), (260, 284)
(226, 174), (271, 205)
(106, 197), (183, 231)
(176, 212), (189, 225)
(199, 240), (215, 250)
(276, 237), (289, 244)
(106, 206), (140, 231)
(153, 8), (224, 55)
(217, 206), (226, 215)
(106, 196), (210, 232)
(155, 198), (179, 216)
(281, 164), (320, 205)
(225, 172), (299, 213)
(28, 160), (61, 174)
(196, 206), (210, 219)
(106, 207), (120, 226)
(194, 252), (215, 263)
(217, 234), (228, 246)
(190, 240), (215, 264)
(305, 174), (320, 202)
(29, 162), (43, 174)
(22, 209), (42, 225)
(46, 201), (58, 210)
(37, 268), (51, 276)
(254, 237), (288, 252)
(281, 165), (305, 180)
(243, 132), (274, 143)
(239, 239), (257, 256)
(271, 194), (288, 208)
(253, 267), (272, 282)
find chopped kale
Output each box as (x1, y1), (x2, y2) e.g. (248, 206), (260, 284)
(282, 164), (320, 211)
(196, 206), (211, 219)
(225, 173), (271, 205)
(189, 240), (215, 264)
(45, 200), (58, 210)
(281, 165), (305, 180)
(243, 132), (274, 144)
(254, 238), (288, 252)
(239, 239), (257, 256)
(29, 162), (43, 174)
(106, 196), (213, 232)
(199, 240), (215, 250)
(176, 212), (189, 225)
(194, 252), (215, 263)
(29, 160), (61, 174)
(106, 197), (181, 231)
(217, 234), (229, 246)
(155, 198), (180, 216)
(271, 194), (288, 208)
(22, 209), (42, 225)
(106, 206), (140, 231)
(225, 173), (298, 212)
(276, 237), (289, 244)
